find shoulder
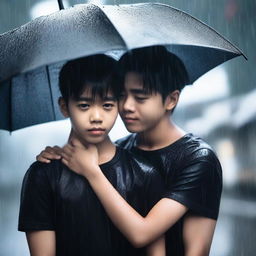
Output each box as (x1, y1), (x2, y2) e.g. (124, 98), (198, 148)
(170, 134), (222, 183)
(180, 134), (221, 166)
(23, 160), (63, 185)
(115, 134), (136, 150)
(26, 159), (62, 174)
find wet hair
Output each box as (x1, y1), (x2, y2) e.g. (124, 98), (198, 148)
(59, 54), (117, 103)
(116, 46), (189, 101)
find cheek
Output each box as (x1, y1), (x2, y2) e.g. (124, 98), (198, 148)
(140, 103), (165, 121)
(105, 110), (118, 127)
(139, 102), (152, 114)
(69, 112), (88, 129)
(70, 119), (84, 132)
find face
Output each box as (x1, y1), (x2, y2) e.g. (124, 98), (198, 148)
(118, 72), (175, 133)
(60, 88), (118, 144)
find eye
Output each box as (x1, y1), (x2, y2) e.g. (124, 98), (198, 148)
(135, 96), (148, 102)
(103, 103), (115, 110)
(77, 103), (89, 110)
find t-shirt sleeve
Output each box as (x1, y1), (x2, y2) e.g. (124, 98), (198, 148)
(18, 162), (55, 231)
(164, 148), (222, 220)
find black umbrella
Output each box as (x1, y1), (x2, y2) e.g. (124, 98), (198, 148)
(0, 2), (245, 131)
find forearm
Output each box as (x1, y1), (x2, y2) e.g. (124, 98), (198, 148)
(146, 236), (166, 256)
(86, 168), (187, 247)
(88, 169), (149, 246)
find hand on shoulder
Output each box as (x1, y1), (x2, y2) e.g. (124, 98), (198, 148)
(36, 146), (62, 163)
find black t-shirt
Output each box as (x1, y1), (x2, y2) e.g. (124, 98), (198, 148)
(116, 133), (223, 256)
(18, 146), (164, 256)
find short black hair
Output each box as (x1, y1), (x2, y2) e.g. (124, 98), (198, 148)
(59, 54), (117, 103)
(116, 46), (189, 100)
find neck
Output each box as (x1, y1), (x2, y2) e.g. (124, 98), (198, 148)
(137, 115), (186, 150)
(68, 130), (116, 165)
(96, 137), (116, 165)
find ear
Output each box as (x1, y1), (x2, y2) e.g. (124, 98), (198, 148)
(164, 90), (180, 111)
(58, 97), (69, 117)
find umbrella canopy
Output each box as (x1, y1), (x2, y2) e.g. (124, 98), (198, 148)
(0, 2), (245, 131)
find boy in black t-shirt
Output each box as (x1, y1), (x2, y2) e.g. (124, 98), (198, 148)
(37, 47), (222, 256)
(18, 55), (165, 256)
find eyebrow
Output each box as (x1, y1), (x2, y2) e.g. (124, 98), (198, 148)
(129, 89), (149, 94)
(77, 96), (116, 102)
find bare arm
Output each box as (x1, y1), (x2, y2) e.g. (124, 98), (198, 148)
(26, 231), (56, 256)
(60, 140), (187, 247)
(83, 169), (187, 247)
(146, 236), (166, 256)
(35, 144), (169, 252)
(183, 215), (216, 256)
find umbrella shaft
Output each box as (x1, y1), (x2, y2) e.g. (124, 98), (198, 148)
(57, 0), (64, 10)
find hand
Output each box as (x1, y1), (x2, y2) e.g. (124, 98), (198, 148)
(61, 138), (100, 179)
(36, 146), (62, 163)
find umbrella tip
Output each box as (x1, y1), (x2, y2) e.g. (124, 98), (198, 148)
(57, 0), (65, 10)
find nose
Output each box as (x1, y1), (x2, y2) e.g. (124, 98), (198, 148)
(121, 96), (135, 113)
(89, 108), (103, 123)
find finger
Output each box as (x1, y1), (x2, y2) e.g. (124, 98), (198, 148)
(61, 157), (69, 167)
(36, 151), (60, 162)
(53, 146), (64, 155)
(62, 144), (73, 156)
(36, 155), (51, 163)
(43, 148), (61, 159)
(53, 145), (62, 149)
(60, 151), (71, 161)
(45, 146), (56, 153)
(43, 151), (61, 160)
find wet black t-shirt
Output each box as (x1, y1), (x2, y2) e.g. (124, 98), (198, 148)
(18, 146), (164, 256)
(116, 133), (223, 256)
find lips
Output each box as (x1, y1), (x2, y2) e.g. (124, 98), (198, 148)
(87, 128), (106, 135)
(122, 116), (139, 124)
(88, 128), (105, 131)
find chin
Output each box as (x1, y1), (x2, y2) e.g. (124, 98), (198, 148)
(125, 125), (144, 133)
(88, 136), (108, 144)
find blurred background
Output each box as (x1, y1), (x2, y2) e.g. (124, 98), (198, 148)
(0, 0), (255, 255)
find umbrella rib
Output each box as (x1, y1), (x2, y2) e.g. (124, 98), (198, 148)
(92, 4), (129, 50)
(151, 3), (246, 59)
(46, 65), (56, 120)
